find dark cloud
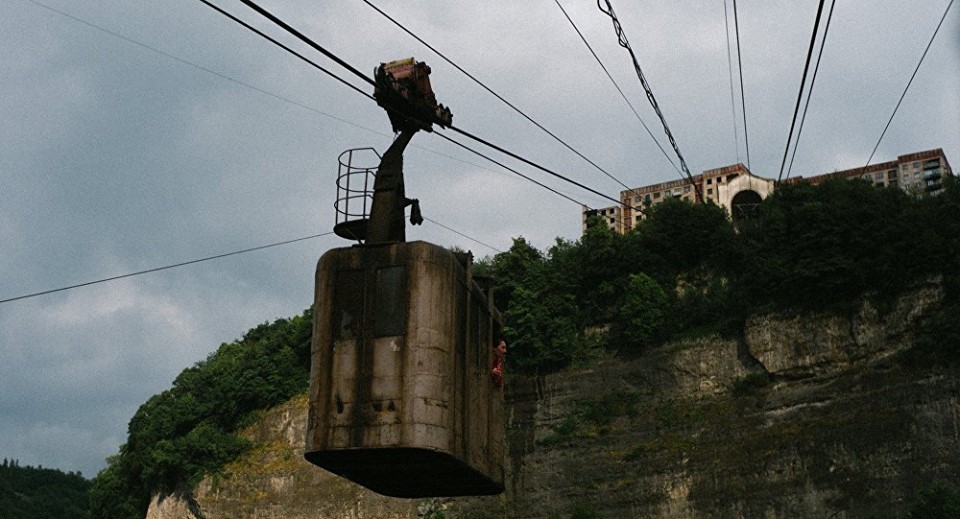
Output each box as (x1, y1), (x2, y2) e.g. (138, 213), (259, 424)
(1, 0), (956, 477)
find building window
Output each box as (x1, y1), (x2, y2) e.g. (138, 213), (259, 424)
(707, 188), (713, 195)
(707, 178), (713, 185)
(654, 192), (661, 199)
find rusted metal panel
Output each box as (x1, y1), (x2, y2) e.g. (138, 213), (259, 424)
(305, 241), (504, 497)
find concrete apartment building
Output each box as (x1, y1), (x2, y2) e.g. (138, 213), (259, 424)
(583, 148), (952, 234)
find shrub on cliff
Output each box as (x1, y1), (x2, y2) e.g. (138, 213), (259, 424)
(89, 309), (312, 519)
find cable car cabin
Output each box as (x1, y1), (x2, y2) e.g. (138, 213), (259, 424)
(305, 240), (506, 498)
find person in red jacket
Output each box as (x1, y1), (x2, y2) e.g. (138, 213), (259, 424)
(491, 339), (507, 387)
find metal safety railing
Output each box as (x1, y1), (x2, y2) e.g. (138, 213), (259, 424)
(334, 148), (380, 241)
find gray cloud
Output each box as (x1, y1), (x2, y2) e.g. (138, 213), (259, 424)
(1, 0), (957, 478)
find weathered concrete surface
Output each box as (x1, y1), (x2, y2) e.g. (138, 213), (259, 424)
(147, 284), (959, 518)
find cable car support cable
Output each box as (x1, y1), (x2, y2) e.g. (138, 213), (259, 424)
(776, 0), (827, 185)
(359, 0), (635, 191)
(203, 0), (645, 215)
(552, 0), (682, 179)
(596, 0), (702, 202)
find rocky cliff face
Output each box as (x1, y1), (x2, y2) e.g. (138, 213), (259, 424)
(147, 283), (959, 518)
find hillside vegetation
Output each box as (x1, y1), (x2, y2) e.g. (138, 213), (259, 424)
(481, 176), (960, 372)
(0, 460), (90, 519)
(90, 176), (960, 518)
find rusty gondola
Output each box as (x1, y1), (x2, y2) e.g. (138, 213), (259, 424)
(304, 58), (506, 498)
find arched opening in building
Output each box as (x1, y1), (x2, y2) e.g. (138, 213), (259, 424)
(731, 190), (763, 221)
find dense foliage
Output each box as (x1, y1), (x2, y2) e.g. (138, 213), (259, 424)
(0, 459), (90, 519)
(480, 176), (960, 372)
(87, 175), (959, 515)
(89, 309), (312, 519)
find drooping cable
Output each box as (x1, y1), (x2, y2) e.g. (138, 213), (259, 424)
(862, 0), (955, 170)
(0, 232), (335, 305)
(731, 0), (750, 170)
(234, 0), (374, 88)
(597, 0), (702, 202)
(785, 0), (837, 181)
(434, 133), (635, 230)
(206, 0), (643, 215)
(422, 216), (502, 254)
(448, 125), (645, 215)
(196, 0), (371, 100)
(551, 0), (682, 177)
(27, 0), (551, 204)
(722, 0), (741, 164)
(777, 0), (828, 184)
(358, 0), (635, 191)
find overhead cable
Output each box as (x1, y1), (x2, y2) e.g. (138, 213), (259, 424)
(862, 0), (956, 170)
(209, 0), (643, 214)
(29, 0), (548, 206)
(731, 0), (750, 170)
(785, 0), (837, 181)
(358, 0), (635, 192)
(722, 0), (741, 164)
(448, 125), (643, 214)
(197, 0), (371, 99)
(597, 0), (702, 202)
(0, 232), (335, 305)
(423, 216), (502, 254)
(551, 0), (683, 178)
(777, 0), (827, 184)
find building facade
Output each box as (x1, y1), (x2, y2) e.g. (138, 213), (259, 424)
(785, 148), (952, 196)
(583, 148), (952, 235)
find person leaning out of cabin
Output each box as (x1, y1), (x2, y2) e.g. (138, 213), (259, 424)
(491, 339), (507, 387)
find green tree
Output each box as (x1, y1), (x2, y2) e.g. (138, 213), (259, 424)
(615, 273), (668, 349)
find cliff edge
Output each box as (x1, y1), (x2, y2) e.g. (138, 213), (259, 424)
(148, 282), (959, 518)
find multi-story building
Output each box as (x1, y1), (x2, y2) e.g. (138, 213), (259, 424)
(582, 163), (775, 234)
(785, 148), (952, 196)
(583, 148), (952, 235)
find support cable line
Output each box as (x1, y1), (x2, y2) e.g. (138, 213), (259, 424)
(777, 0), (827, 184)
(722, 0), (741, 164)
(785, 0), (837, 181)
(862, 0), (955, 171)
(597, 0), (702, 202)
(552, 0), (682, 178)
(423, 216), (502, 254)
(358, 0), (636, 192)
(731, 0), (750, 170)
(206, 0), (644, 215)
(197, 0), (371, 100)
(436, 133), (588, 208)
(32, 0), (552, 207)
(235, 0), (375, 88)
(447, 125), (644, 214)
(436, 130), (638, 233)
(0, 232), (335, 305)
(28, 0), (391, 138)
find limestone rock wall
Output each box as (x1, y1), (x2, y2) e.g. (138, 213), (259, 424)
(147, 284), (959, 518)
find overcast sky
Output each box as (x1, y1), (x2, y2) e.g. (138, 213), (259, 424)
(1, 0), (957, 479)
